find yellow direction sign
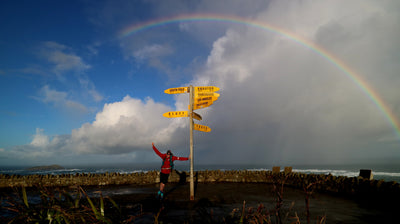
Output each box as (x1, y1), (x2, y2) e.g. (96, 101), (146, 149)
(192, 112), (202, 121)
(163, 111), (188, 118)
(164, 87), (189, 94)
(195, 92), (220, 98)
(194, 96), (218, 104)
(191, 101), (214, 110)
(194, 124), (211, 132)
(194, 86), (220, 93)
(163, 111), (202, 121)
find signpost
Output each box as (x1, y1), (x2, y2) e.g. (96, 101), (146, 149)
(195, 92), (220, 98)
(188, 86), (195, 201)
(163, 85), (220, 201)
(164, 87), (189, 94)
(194, 124), (211, 132)
(194, 86), (220, 92)
(163, 111), (202, 121)
(192, 112), (202, 121)
(193, 101), (214, 110)
(163, 111), (188, 118)
(194, 96), (218, 103)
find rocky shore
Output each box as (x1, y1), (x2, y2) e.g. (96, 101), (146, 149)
(1, 169), (399, 200)
(1, 169), (399, 223)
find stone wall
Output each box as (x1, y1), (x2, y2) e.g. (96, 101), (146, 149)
(1, 170), (399, 199)
(0, 171), (159, 188)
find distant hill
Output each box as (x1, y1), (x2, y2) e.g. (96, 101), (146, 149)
(26, 164), (64, 171)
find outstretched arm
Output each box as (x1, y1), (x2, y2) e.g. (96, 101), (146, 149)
(152, 142), (164, 158)
(173, 155), (190, 161)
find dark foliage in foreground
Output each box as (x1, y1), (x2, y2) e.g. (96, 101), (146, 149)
(1, 186), (125, 223)
(1, 181), (326, 224)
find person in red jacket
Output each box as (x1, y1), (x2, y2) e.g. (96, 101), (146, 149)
(152, 142), (189, 199)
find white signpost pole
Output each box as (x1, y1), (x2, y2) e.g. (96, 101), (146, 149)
(189, 85), (195, 201)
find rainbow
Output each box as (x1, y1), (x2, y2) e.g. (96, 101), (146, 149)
(119, 14), (400, 141)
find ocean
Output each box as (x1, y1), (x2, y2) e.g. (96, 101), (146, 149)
(1, 163), (399, 183)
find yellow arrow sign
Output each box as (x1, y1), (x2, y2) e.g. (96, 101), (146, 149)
(194, 124), (211, 132)
(194, 96), (218, 103)
(192, 112), (202, 121)
(163, 111), (202, 121)
(163, 111), (188, 118)
(194, 86), (220, 93)
(195, 92), (220, 98)
(192, 101), (214, 110)
(164, 87), (189, 94)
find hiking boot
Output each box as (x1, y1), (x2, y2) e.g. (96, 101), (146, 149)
(160, 192), (164, 199)
(157, 190), (164, 200)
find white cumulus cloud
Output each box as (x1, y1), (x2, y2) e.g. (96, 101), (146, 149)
(30, 128), (50, 147)
(70, 95), (185, 154)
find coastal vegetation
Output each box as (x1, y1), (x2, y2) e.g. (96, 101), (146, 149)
(0, 176), (328, 224)
(1, 186), (122, 223)
(1, 170), (398, 223)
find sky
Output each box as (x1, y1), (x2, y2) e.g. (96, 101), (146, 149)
(1, 0), (400, 167)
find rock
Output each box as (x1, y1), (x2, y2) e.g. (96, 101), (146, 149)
(26, 164), (64, 171)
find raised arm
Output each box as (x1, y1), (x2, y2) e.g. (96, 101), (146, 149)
(152, 143), (164, 158)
